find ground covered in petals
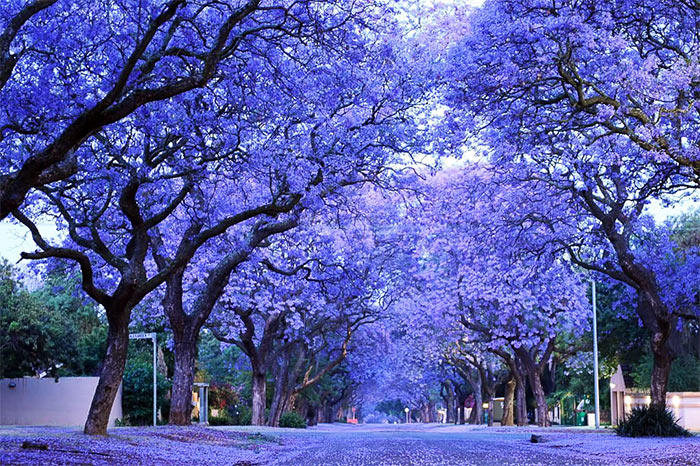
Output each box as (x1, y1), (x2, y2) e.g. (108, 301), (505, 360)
(1, 423), (698, 465)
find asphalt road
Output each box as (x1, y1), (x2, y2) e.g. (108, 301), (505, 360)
(2, 423), (697, 465)
(252, 424), (609, 466)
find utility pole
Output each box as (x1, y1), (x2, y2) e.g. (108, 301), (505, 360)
(592, 280), (600, 429)
(152, 333), (157, 427)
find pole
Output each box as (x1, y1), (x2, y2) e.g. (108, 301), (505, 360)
(153, 333), (157, 427)
(592, 280), (600, 429)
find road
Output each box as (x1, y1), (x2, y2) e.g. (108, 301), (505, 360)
(2, 423), (698, 465)
(233, 424), (613, 466)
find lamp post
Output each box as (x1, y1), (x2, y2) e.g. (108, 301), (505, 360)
(404, 407), (409, 424)
(592, 280), (600, 429)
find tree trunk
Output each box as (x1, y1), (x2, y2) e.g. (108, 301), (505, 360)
(84, 316), (129, 435)
(306, 403), (318, 426)
(650, 344), (672, 407)
(515, 376), (527, 426)
(486, 399), (494, 427)
(480, 370), (495, 427)
(531, 376), (548, 427)
(323, 402), (334, 423)
(515, 348), (549, 427)
(420, 404), (430, 423)
(169, 333), (197, 425)
(442, 381), (456, 423)
(502, 377), (516, 426)
(469, 389), (483, 425)
(466, 369), (483, 425)
(251, 372), (267, 426)
(268, 348), (294, 427)
(519, 363), (546, 427)
(268, 383), (292, 427)
(455, 389), (467, 425)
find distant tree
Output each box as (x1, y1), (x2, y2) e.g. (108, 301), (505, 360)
(0, 261), (106, 378)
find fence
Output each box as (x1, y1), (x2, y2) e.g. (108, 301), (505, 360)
(0, 377), (122, 427)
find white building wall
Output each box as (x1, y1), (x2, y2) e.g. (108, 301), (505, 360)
(0, 377), (122, 427)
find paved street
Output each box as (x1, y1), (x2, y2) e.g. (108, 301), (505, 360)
(228, 423), (700, 466)
(1, 423), (699, 465)
(256, 424), (605, 466)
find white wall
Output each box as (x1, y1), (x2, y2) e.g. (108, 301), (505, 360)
(0, 377), (122, 427)
(617, 391), (700, 431)
(669, 393), (700, 431)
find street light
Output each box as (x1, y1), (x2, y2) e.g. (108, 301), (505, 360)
(592, 280), (600, 429)
(404, 407), (409, 424)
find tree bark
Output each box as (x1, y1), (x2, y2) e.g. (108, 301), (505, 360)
(268, 377), (292, 427)
(650, 345), (672, 407)
(251, 372), (267, 426)
(515, 374), (528, 426)
(441, 381), (456, 423)
(169, 333), (197, 425)
(469, 389), (483, 425)
(453, 383), (468, 425)
(502, 376), (516, 426)
(466, 369), (483, 425)
(531, 376), (548, 427)
(268, 345), (300, 427)
(516, 348), (548, 427)
(84, 314), (129, 435)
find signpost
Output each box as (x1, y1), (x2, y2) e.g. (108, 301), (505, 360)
(129, 332), (157, 427)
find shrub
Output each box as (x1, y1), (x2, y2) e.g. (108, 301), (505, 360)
(224, 404), (252, 426)
(279, 411), (306, 429)
(122, 359), (171, 425)
(209, 382), (239, 411)
(209, 415), (234, 426)
(615, 405), (690, 437)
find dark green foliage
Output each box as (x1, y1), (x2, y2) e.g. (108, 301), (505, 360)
(197, 331), (242, 384)
(615, 405), (691, 437)
(232, 404), (252, 426)
(208, 415), (234, 426)
(0, 262), (106, 378)
(376, 399), (405, 418)
(122, 356), (171, 425)
(210, 382), (239, 411)
(279, 411), (307, 429)
(631, 353), (700, 392)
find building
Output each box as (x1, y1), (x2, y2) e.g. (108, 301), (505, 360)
(609, 365), (700, 430)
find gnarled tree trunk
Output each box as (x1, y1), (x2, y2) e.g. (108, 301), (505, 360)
(502, 376), (516, 426)
(251, 371), (267, 426)
(169, 330), (198, 425)
(650, 342), (673, 407)
(515, 348), (549, 427)
(515, 375), (527, 426)
(84, 311), (130, 435)
(441, 381), (456, 423)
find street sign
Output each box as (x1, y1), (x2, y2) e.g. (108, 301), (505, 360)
(129, 332), (156, 340)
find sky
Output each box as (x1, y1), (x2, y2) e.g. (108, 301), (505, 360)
(0, 219), (61, 266)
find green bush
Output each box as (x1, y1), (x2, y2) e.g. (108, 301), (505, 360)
(631, 353), (700, 392)
(209, 415), (234, 426)
(122, 359), (170, 425)
(279, 411), (306, 429)
(615, 405), (690, 437)
(225, 404), (252, 426)
(210, 382), (239, 411)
